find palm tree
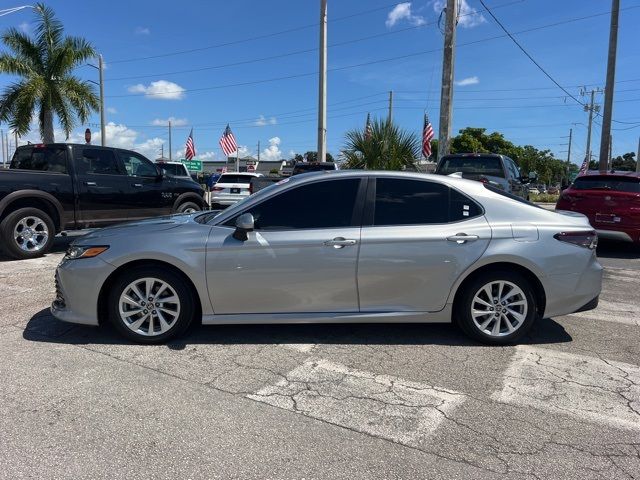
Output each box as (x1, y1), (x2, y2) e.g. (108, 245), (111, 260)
(0, 3), (99, 143)
(341, 118), (420, 170)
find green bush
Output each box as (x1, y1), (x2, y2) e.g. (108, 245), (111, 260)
(531, 193), (559, 203)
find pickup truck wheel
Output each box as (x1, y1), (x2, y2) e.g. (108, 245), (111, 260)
(176, 202), (201, 214)
(0, 207), (55, 260)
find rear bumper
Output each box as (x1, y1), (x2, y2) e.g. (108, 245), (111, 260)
(542, 254), (603, 318)
(573, 295), (599, 313)
(596, 228), (637, 243)
(210, 194), (247, 205)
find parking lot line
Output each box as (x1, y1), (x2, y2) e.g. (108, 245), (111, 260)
(567, 299), (640, 327)
(248, 359), (465, 447)
(492, 346), (640, 431)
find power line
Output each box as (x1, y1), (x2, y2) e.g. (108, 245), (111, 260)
(106, 7), (638, 100)
(108, 0), (525, 65)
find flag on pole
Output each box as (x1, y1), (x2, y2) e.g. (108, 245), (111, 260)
(578, 155), (590, 175)
(364, 113), (373, 140)
(185, 128), (196, 160)
(422, 113), (434, 159)
(219, 124), (238, 156)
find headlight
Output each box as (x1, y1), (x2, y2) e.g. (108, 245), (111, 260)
(64, 245), (109, 260)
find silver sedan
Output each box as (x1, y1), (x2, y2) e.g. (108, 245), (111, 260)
(51, 171), (602, 345)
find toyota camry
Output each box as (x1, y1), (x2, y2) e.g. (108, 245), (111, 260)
(51, 171), (602, 345)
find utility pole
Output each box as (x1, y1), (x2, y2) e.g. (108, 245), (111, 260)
(388, 90), (393, 125)
(437, 0), (457, 162)
(608, 134), (612, 171)
(257, 140), (260, 162)
(598, 0), (619, 172)
(14, 131), (18, 150)
(98, 54), (106, 146)
(168, 120), (172, 160)
(566, 127), (572, 183)
(584, 89), (598, 168)
(636, 136), (640, 173)
(317, 0), (327, 163)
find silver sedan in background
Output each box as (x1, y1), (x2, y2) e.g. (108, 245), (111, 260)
(51, 171), (602, 345)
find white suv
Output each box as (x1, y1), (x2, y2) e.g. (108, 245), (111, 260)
(211, 172), (262, 208)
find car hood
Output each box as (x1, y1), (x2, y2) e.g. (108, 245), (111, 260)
(75, 213), (199, 243)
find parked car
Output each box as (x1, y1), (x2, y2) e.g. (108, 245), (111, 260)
(0, 143), (207, 259)
(251, 161), (338, 193)
(435, 153), (532, 200)
(210, 172), (262, 208)
(556, 171), (640, 244)
(528, 187), (540, 196)
(52, 171), (602, 346)
(155, 160), (193, 179)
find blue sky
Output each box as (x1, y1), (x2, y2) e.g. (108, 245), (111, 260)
(1, 0), (639, 165)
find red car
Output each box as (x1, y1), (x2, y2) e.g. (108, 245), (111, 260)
(556, 171), (640, 244)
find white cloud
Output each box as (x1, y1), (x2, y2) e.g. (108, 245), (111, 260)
(106, 107), (117, 114)
(254, 115), (277, 127)
(198, 151), (216, 160)
(151, 117), (188, 126)
(432, 0), (485, 28)
(260, 137), (283, 161)
(455, 76), (479, 86)
(128, 80), (186, 100)
(386, 3), (425, 28)
(135, 26), (150, 35)
(18, 22), (31, 34)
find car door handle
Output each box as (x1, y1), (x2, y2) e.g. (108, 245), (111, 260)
(84, 181), (97, 186)
(132, 183), (143, 188)
(447, 233), (479, 244)
(324, 237), (357, 248)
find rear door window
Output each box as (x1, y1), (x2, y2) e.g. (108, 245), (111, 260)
(119, 151), (158, 177)
(373, 178), (482, 226)
(76, 148), (122, 175)
(437, 156), (505, 178)
(217, 174), (253, 184)
(10, 146), (68, 173)
(573, 176), (640, 193)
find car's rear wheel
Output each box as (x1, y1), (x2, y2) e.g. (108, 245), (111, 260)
(455, 270), (537, 345)
(0, 207), (55, 259)
(176, 202), (201, 214)
(107, 266), (194, 343)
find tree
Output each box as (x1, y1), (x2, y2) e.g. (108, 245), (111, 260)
(611, 152), (636, 171)
(341, 118), (419, 170)
(302, 151), (334, 162)
(0, 4), (99, 143)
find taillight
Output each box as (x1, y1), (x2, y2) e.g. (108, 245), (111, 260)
(212, 186), (224, 191)
(553, 230), (598, 250)
(478, 177), (489, 184)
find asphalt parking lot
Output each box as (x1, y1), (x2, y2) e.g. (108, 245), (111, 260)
(1, 236), (639, 479)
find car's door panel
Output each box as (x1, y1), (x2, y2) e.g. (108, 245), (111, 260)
(206, 227), (360, 314)
(358, 218), (491, 312)
(206, 177), (364, 315)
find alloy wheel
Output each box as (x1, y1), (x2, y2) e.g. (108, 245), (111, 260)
(470, 280), (528, 337)
(13, 216), (49, 252)
(118, 277), (181, 336)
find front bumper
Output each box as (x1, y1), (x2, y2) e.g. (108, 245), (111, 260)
(50, 256), (116, 326)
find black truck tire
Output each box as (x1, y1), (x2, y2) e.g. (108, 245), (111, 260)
(0, 207), (56, 260)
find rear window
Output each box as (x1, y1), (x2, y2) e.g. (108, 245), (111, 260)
(437, 156), (505, 178)
(573, 176), (640, 193)
(217, 174), (254, 184)
(10, 146), (67, 173)
(158, 163), (186, 176)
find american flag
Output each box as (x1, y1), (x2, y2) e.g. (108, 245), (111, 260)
(185, 128), (196, 160)
(219, 124), (238, 157)
(578, 155), (590, 175)
(364, 113), (373, 140)
(422, 113), (434, 159)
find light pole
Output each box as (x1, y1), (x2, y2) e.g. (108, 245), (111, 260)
(87, 55), (106, 146)
(317, 0), (327, 163)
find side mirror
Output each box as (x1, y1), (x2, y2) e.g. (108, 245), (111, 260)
(233, 213), (254, 241)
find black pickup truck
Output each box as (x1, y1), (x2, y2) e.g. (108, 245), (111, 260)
(0, 143), (207, 259)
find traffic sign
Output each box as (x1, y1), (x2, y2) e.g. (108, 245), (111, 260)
(181, 159), (202, 172)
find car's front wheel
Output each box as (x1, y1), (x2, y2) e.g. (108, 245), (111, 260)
(107, 266), (195, 343)
(0, 207), (55, 259)
(455, 270), (538, 345)
(176, 201), (201, 214)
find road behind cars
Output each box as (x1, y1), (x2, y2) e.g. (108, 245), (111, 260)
(0, 239), (638, 479)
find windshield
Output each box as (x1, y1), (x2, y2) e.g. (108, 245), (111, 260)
(437, 156), (505, 178)
(573, 176), (640, 193)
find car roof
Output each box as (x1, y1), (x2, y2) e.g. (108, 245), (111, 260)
(156, 161), (186, 166)
(440, 153), (504, 159)
(580, 170), (640, 178)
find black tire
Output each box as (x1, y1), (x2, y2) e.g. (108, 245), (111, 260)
(0, 207), (55, 260)
(176, 201), (201, 214)
(107, 266), (195, 344)
(454, 270), (538, 345)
